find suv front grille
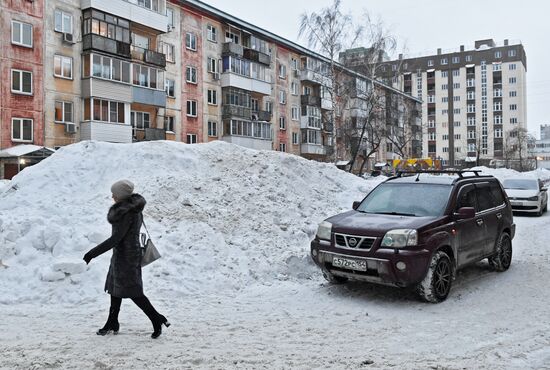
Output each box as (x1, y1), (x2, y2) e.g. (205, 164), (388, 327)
(334, 233), (376, 250)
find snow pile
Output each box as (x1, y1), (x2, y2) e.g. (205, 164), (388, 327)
(0, 141), (382, 304)
(0, 179), (9, 193)
(468, 166), (550, 183)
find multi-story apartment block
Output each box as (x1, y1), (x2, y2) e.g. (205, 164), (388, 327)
(0, 0), (420, 179)
(534, 124), (550, 169)
(342, 39), (527, 168)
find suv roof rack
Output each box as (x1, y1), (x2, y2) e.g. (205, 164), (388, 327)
(396, 169), (485, 178)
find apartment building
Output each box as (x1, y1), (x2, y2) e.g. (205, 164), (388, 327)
(342, 39), (527, 168)
(534, 124), (550, 169)
(1, 0), (420, 179)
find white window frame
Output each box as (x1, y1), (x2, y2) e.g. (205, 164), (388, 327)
(164, 115), (175, 133)
(159, 41), (175, 63)
(166, 8), (174, 28)
(292, 132), (299, 145)
(291, 106), (299, 121)
(11, 69), (33, 95)
(279, 64), (286, 79)
(187, 133), (197, 144)
(185, 32), (197, 51)
(508, 49), (517, 57)
(441, 58), (448, 65)
(11, 118), (33, 142)
(11, 20), (33, 48)
(279, 116), (286, 130)
(509, 77), (517, 84)
(54, 101), (74, 123)
(509, 91), (517, 97)
(54, 9), (73, 34)
(452, 56), (460, 64)
(207, 89), (217, 105)
(54, 55), (73, 79)
(207, 24), (217, 42)
(187, 100), (198, 117)
(164, 78), (175, 98)
(465, 55), (472, 62)
(427, 60), (434, 67)
(207, 57), (218, 74)
(208, 120), (217, 137)
(495, 51), (502, 59)
(279, 90), (286, 104)
(291, 81), (298, 96)
(279, 143), (286, 152)
(186, 66), (197, 84)
(510, 104), (517, 111)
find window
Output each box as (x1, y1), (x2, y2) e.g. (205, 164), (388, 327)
(441, 71), (448, 78)
(164, 116), (175, 132)
(225, 30), (240, 44)
(443, 147), (449, 153)
(428, 60), (434, 67)
(54, 101), (73, 123)
(454, 121), (461, 127)
(441, 58), (448, 65)
(509, 91), (517, 97)
(467, 116), (476, 126)
(265, 101), (273, 113)
(467, 104), (475, 113)
(187, 134), (197, 144)
(493, 63), (501, 71)
(428, 95), (436, 103)
(508, 49), (517, 57)
(453, 108), (461, 114)
(495, 128), (503, 138)
(494, 89), (502, 97)
(159, 42), (175, 63)
(442, 84), (448, 90)
(130, 111), (151, 129)
(185, 33), (197, 51)
(208, 121), (217, 137)
(495, 51), (502, 58)
(11, 69), (33, 95)
(11, 118), (33, 142)
(291, 58), (298, 71)
(510, 118), (518, 124)
(166, 8), (174, 27)
(494, 115), (502, 124)
(453, 96), (461, 102)
(509, 77), (517, 84)
(509, 63), (517, 70)
(132, 63), (164, 89)
(465, 55), (473, 63)
(442, 97), (448, 103)
(468, 130), (476, 139)
(165, 78), (175, 97)
(11, 20), (33, 48)
(207, 89), (217, 105)
(292, 132), (299, 145)
(428, 120), (435, 128)
(291, 82), (298, 95)
(89, 99), (125, 123)
(54, 10), (73, 34)
(291, 106), (299, 121)
(510, 104), (517, 111)
(54, 55), (73, 79)
(187, 100), (197, 117)
(442, 109), (448, 115)
(453, 83), (460, 89)
(452, 56), (460, 64)
(455, 147), (461, 153)
(279, 143), (286, 152)
(279, 116), (286, 130)
(207, 57), (218, 74)
(279, 64), (286, 79)
(442, 134), (448, 140)
(186, 66), (197, 84)
(452, 69), (460, 77)
(493, 102), (502, 111)
(83, 9), (130, 44)
(454, 134), (461, 140)
(467, 79), (475, 87)
(279, 90), (286, 104)
(467, 91), (475, 100)
(207, 24), (217, 42)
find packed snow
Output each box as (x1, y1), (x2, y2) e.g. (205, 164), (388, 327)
(1, 141), (549, 369)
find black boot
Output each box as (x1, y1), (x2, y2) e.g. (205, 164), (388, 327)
(132, 296), (170, 339)
(97, 307), (120, 335)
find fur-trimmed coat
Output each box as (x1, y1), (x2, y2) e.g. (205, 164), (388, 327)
(87, 194), (146, 298)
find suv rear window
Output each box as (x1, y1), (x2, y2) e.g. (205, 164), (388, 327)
(357, 183), (452, 217)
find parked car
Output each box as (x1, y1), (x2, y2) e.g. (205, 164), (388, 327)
(310, 170), (515, 303)
(502, 178), (548, 216)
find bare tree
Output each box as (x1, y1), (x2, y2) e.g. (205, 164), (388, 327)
(299, 0), (363, 161)
(384, 95), (422, 160)
(504, 127), (536, 171)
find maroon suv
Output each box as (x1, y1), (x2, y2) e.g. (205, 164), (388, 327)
(310, 171), (515, 302)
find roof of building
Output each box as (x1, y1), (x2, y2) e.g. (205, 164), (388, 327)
(0, 145), (55, 158)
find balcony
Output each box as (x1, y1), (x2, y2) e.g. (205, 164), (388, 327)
(131, 45), (166, 68)
(220, 73), (271, 95)
(81, 0), (169, 33)
(222, 135), (272, 151)
(81, 78), (133, 103)
(143, 128), (166, 141)
(299, 69), (332, 87)
(301, 143), (326, 156)
(80, 121), (132, 143)
(321, 97), (333, 111)
(300, 116), (322, 130)
(83, 34), (131, 58)
(222, 105), (252, 120)
(222, 42), (244, 57)
(243, 48), (271, 66)
(253, 110), (272, 122)
(301, 95), (321, 107)
(132, 86), (166, 107)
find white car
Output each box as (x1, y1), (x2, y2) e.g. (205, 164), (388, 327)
(503, 178), (548, 216)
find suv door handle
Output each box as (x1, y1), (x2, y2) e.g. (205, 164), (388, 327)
(476, 219), (484, 226)
(496, 213), (502, 219)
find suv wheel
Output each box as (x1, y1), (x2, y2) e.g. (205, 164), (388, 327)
(322, 270), (348, 284)
(488, 233), (512, 271)
(416, 251), (453, 303)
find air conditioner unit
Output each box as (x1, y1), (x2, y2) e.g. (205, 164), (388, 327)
(167, 24), (174, 32)
(213, 72), (220, 80)
(65, 123), (77, 134)
(63, 33), (75, 44)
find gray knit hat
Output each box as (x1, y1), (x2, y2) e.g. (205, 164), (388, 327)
(111, 179), (134, 200)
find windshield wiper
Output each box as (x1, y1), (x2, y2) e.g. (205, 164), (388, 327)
(377, 211), (417, 217)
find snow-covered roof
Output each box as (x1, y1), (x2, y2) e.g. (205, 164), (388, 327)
(375, 162), (390, 167)
(0, 145), (55, 158)
(465, 156), (477, 162)
(336, 161), (350, 166)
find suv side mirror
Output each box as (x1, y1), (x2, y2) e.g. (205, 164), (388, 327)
(454, 207), (475, 220)
(352, 201), (361, 210)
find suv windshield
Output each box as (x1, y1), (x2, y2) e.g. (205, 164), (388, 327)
(357, 183), (452, 217)
(502, 179), (538, 190)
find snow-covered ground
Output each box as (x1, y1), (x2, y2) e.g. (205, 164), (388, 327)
(1, 142), (549, 369)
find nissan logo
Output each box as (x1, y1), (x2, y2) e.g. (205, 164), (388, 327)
(348, 238), (358, 247)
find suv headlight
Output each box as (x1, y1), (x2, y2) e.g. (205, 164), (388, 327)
(527, 196), (539, 201)
(381, 229), (418, 248)
(316, 221), (332, 241)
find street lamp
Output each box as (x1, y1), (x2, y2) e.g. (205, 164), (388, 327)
(18, 158), (26, 173)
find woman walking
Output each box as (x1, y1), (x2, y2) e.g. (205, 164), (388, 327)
(83, 180), (169, 339)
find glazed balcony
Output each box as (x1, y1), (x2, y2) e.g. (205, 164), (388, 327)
(243, 48), (271, 66)
(82, 34), (131, 59)
(80, 121), (133, 143)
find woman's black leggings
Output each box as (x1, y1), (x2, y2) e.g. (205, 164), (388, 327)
(110, 295), (160, 323)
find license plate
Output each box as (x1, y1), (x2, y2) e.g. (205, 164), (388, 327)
(511, 201), (524, 206)
(332, 256), (367, 271)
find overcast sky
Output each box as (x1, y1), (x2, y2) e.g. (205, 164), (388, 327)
(206, 0), (549, 138)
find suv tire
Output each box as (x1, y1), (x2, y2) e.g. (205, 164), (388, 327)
(488, 233), (512, 272)
(322, 270), (348, 284)
(416, 251), (453, 303)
